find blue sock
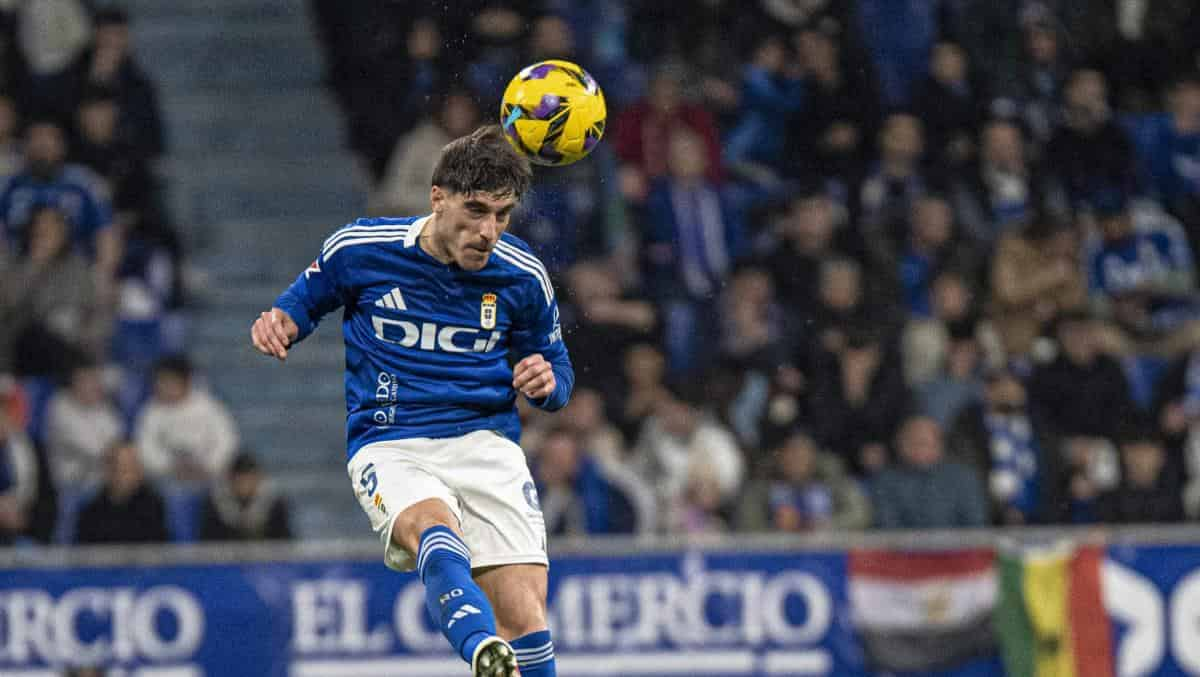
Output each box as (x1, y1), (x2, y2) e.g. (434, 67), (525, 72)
(512, 629), (556, 676)
(416, 526), (496, 663)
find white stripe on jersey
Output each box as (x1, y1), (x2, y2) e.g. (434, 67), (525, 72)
(323, 226), (410, 255)
(324, 232), (411, 260)
(493, 241), (553, 305)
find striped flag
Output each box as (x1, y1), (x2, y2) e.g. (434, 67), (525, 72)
(849, 549), (998, 672)
(994, 544), (1114, 677)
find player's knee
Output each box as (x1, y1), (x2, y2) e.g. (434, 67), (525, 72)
(391, 499), (461, 556)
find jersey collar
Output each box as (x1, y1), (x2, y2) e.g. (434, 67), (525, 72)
(403, 215), (432, 248)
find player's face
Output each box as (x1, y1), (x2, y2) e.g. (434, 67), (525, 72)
(434, 189), (517, 271)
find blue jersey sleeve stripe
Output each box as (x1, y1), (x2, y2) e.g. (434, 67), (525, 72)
(494, 242), (553, 303)
(324, 232), (410, 260)
(323, 226), (409, 254)
(493, 246), (553, 304)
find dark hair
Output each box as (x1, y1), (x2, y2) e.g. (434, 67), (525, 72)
(230, 450), (261, 475)
(431, 125), (532, 201)
(94, 7), (130, 26)
(153, 354), (193, 380)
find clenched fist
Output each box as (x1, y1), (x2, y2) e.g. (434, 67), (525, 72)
(250, 308), (300, 361)
(512, 354), (556, 400)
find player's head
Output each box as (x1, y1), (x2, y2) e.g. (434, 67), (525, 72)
(429, 125), (532, 271)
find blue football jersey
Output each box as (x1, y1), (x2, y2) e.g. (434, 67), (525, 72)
(275, 215), (574, 459)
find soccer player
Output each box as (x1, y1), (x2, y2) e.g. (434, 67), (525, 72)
(250, 126), (570, 676)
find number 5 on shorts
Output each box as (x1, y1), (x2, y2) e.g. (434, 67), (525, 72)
(360, 463), (378, 497)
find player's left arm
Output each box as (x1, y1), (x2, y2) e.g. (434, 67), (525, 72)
(511, 292), (574, 411)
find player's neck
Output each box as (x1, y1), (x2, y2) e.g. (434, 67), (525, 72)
(418, 217), (455, 265)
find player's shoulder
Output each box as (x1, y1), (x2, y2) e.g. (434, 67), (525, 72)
(491, 233), (554, 305)
(321, 215), (424, 260)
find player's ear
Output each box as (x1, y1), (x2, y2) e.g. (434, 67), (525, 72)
(430, 185), (445, 214)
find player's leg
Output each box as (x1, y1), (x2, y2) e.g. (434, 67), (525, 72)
(347, 443), (514, 673)
(444, 431), (556, 675)
(391, 500), (516, 672)
(476, 563), (556, 676)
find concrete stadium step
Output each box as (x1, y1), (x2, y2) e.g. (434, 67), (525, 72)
(164, 90), (344, 156)
(134, 22), (319, 93)
(123, 0), (300, 20)
(275, 473), (366, 540)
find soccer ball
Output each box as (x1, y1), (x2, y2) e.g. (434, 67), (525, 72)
(500, 60), (606, 166)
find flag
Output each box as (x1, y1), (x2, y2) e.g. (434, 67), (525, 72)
(994, 544), (1114, 677)
(849, 549), (998, 672)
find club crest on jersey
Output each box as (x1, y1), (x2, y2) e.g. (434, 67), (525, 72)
(481, 293), (498, 330)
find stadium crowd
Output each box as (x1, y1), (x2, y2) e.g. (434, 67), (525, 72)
(313, 0), (1200, 536)
(4, 0), (1200, 548)
(0, 2), (290, 547)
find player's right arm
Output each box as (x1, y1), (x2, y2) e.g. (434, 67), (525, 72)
(251, 247), (344, 361)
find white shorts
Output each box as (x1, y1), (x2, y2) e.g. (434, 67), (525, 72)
(347, 430), (548, 572)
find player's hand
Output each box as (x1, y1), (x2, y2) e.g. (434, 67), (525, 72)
(513, 354), (556, 400)
(251, 308), (299, 361)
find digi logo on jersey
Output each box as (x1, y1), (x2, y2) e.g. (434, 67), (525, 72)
(372, 316), (503, 353)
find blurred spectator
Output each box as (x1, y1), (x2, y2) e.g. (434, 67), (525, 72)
(0, 205), (111, 378)
(198, 451), (292, 541)
(613, 62), (722, 202)
(71, 85), (158, 217)
(735, 431), (871, 532)
(561, 387), (654, 535)
(0, 95), (21, 180)
(75, 438), (168, 544)
(903, 269), (980, 387)
(632, 382), (744, 525)
(64, 668), (104, 677)
(784, 27), (879, 189)
(1045, 68), (1138, 205)
(948, 367), (1061, 525)
(954, 118), (1061, 248)
(534, 425), (653, 536)
(112, 205), (186, 420)
(855, 0), (938, 106)
(1030, 310), (1138, 440)
(135, 356), (239, 484)
(75, 7), (165, 163)
(989, 214), (1086, 363)
(914, 41), (983, 170)
(1060, 0), (1197, 110)
(1126, 73), (1200, 236)
(669, 461), (728, 535)
(871, 416), (989, 529)
(310, 3), (447, 180)
(1096, 427), (1185, 523)
(806, 322), (912, 475)
(1086, 189), (1200, 344)
(644, 128), (744, 376)
(988, 10), (1072, 146)
(718, 266), (792, 370)
(45, 361), (121, 488)
(856, 112), (928, 251)
(368, 90), (479, 217)
(0, 409), (36, 544)
(799, 257), (881, 365)
(761, 183), (844, 311)
(723, 32), (804, 180)
(1153, 347), (1200, 515)
(16, 0), (91, 121)
(562, 260), (657, 407)
(867, 193), (975, 317)
(617, 343), (668, 444)
(0, 121), (115, 267)
(916, 319), (985, 429)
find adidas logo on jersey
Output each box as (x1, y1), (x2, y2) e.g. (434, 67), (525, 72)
(374, 287), (407, 310)
(446, 603), (482, 629)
